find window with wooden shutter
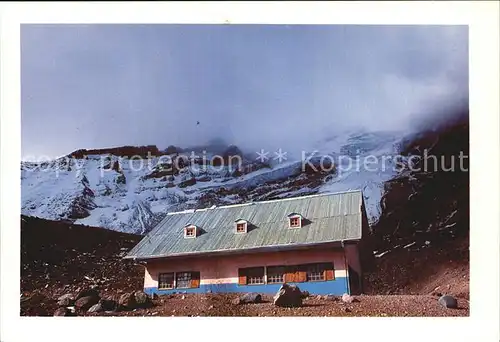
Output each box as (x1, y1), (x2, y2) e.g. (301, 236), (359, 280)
(190, 271), (201, 288)
(267, 266), (286, 284)
(283, 265), (307, 283)
(173, 271), (201, 288)
(238, 270), (247, 285)
(322, 263), (335, 281)
(324, 268), (334, 281)
(284, 266), (297, 283)
(304, 263), (335, 282)
(238, 267), (264, 285)
(295, 265), (307, 283)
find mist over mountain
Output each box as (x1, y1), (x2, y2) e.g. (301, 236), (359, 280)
(21, 25), (467, 160)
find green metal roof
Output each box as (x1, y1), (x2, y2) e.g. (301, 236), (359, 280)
(125, 190), (364, 260)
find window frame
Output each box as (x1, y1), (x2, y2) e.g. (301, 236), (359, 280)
(184, 225), (197, 238)
(158, 272), (175, 290)
(288, 214), (302, 229)
(304, 262), (335, 282)
(175, 271), (193, 289)
(238, 262), (334, 286)
(173, 271), (200, 289)
(235, 220), (248, 234)
(305, 263), (325, 282)
(267, 265), (286, 284)
(238, 267), (265, 286)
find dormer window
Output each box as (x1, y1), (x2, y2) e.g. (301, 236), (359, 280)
(184, 225), (197, 238)
(235, 219), (248, 234)
(287, 213), (303, 229)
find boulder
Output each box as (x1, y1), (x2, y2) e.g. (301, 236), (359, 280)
(273, 284), (303, 307)
(53, 307), (73, 317)
(342, 293), (358, 303)
(75, 296), (100, 311)
(76, 288), (99, 301)
(118, 292), (149, 310)
(99, 298), (118, 312)
(238, 293), (262, 304)
(118, 292), (135, 309)
(134, 291), (152, 308)
(87, 303), (103, 313)
(57, 293), (75, 307)
(438, 295), (458, 309)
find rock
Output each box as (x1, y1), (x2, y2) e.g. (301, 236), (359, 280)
(273, 284), (303, 307)
(231, 297), (241, 305)
(342, 293), (358, 303)
(238, 293), (262, 304)
(54, 307), (73, 316)
(87, 303), (103, 313)
(301, 290), (310, 298)
(99, 298), (118, 312)
(75, 288), (99, 301)
(75, 296), (100, 311)
(116, 174), (126, 184)
(181, 295), (186, 299)
(324, 295), (338, 301)
(438, 295), (458, 309)
(58, 297), (74, 307)
(118, 292), (136, 310)
(134, 291), (152, 308)
(57, 293), (75, 307)
(316, 295), (323, 300)
(178, 178), (196, 188)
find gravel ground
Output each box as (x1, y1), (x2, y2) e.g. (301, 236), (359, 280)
(85, 293), (469, 317)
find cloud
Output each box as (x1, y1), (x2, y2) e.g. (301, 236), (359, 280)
(21, 24), (468, 158)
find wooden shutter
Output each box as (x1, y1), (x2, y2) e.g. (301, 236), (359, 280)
(296, 265), (307, 283)
(284, 266), (296, 283)
(238, 269), (247, 285)
(190, 272), (200, 288)
(324, 263), (335, 281)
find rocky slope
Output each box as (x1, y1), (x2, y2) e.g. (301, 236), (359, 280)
(20, 215), (144, 315)
(364, 107), (469, 298)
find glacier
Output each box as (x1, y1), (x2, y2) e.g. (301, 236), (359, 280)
(21, 130), (407, 234)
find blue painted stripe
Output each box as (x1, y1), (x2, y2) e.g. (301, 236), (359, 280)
(145, 277), (349, 296)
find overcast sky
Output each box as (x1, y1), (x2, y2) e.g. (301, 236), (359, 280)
(21, 24), (468, 159)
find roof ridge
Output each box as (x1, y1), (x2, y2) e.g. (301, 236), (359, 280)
(165, 189), (363, 215)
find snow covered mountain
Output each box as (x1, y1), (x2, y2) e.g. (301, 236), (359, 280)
(21, 130), (406, 234)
